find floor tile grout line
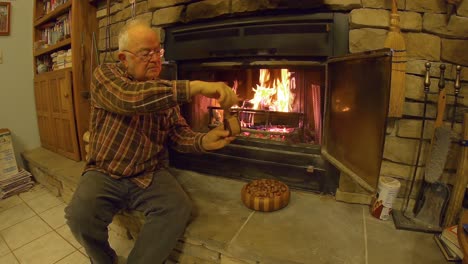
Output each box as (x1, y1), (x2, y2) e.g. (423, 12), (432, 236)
(362, 207), (368, 264)
(228, 210), (255, 246)
(9, 229), (56, 252)
(0, 196), (25, 264)
(39, 202), (66, 216)
(0, 231), (21, 263)
(7, 229), (57, 263)
(54, 226), (83, 251)
(52, 249), (83, 264)
(0, 205), (37, 233)
(5, 193), (74, 255)
(12, 229), (79, 264)
(0, 197), (24, 214)
(5, 190), (82, 263)
(19, 189), (65, 220)
(18, 186), (51, 203)
(36, 203), (68, 231)
(0, 198), (69, 252)
(10, 249), (22, 264)
(12, 228), (82, 264)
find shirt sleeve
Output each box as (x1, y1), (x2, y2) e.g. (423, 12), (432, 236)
(91, 63), (191, 114)
(166, 106), (206, 153)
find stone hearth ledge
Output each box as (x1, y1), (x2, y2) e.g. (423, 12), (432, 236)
(20, 148), (373, 264)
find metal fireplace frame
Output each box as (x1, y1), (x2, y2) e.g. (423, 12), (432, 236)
(164, 13), (392, 194)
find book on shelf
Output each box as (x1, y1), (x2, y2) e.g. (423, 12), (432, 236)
(37, 9), (71, 47)
(42, 0), (70, 16)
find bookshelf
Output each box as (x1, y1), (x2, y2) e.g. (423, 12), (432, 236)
(33, 0), (98, 161)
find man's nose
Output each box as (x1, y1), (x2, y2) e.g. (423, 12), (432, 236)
(148, 53), (161, 62)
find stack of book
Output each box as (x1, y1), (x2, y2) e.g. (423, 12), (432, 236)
(0, 168), (34, 199)
(51, 48), (72, 70)
(434, 225), (464, 261)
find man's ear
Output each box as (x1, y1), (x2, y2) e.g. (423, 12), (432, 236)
(118, 52), (128, 67)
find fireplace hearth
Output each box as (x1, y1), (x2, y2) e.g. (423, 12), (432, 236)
(165, 13), (391, 194)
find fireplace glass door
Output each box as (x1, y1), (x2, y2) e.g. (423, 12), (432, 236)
(322, 49), (392, 192)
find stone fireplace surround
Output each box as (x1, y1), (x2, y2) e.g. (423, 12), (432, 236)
(95, 0), (468, 204)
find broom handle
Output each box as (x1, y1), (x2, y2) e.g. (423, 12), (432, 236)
(392, 0), (397, 14)
(389, 0), (400, 32)
(444, 113), (468, 227)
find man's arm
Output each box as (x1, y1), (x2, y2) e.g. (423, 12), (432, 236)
(167, 107), (235, 153)
(166, 106), (205, 153)
(91, 63), (190, 114)
(190, 80), (239, 109)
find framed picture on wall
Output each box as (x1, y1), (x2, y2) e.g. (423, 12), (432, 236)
(0, 2), (11, 36)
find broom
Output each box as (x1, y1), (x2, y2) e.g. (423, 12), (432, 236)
(384, 0), (407, 118)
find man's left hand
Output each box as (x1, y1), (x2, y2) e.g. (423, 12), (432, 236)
(201, 125), (236, 151)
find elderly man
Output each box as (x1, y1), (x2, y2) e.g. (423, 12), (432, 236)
(65, 19), (238, 264)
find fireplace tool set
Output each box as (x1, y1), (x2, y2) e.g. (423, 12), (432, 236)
(393, 63), (466, 233)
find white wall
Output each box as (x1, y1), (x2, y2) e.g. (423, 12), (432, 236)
(0, 1), (39, 167)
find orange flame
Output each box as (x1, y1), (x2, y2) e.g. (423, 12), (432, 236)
(249, 69), (294, 112)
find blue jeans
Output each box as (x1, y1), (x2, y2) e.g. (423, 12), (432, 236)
(65, 169), (193, 264)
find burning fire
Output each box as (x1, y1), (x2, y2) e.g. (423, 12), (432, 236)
(248, 69), (294, 112)
(216, 68), (300, 141)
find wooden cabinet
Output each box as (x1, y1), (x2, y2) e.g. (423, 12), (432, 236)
(34, 69), (80, 160)
(33, 0), (97, 161)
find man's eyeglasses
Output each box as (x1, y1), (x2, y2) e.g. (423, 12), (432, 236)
(123, 48), (165, 62)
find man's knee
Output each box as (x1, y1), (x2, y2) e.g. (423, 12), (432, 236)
(148, 191), (193, 223)
(65, 197), (94, 233)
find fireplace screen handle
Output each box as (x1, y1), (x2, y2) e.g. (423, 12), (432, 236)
(209, 48), (277, 57)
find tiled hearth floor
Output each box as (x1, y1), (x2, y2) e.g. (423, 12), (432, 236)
(0, 167), (453, 264)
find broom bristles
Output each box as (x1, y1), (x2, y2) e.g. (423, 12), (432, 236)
(384, 32), (406, 50)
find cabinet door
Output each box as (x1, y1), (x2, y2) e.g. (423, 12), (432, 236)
(34, 77), (55, 151)
(49, 70), (81, 161)
(34, 69), (80, 161)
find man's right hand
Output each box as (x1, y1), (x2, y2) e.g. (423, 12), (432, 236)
(190, 81), (239, 109)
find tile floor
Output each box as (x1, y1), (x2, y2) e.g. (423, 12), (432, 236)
(0, 174), (454, 264)
(0, 184), (134, 264)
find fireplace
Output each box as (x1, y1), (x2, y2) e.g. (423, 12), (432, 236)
(164, 13), (392, 194)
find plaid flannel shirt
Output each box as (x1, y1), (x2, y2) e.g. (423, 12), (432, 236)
(83, 63), (205, 188)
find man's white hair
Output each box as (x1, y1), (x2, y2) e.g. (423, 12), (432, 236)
(118, 19), (155, 51)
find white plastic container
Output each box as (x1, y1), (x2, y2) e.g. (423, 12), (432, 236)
(371, 176), (401, 220)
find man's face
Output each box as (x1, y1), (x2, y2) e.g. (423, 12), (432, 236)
(119, 28), (162, 81)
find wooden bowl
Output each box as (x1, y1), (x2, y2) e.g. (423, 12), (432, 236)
(241, 179), (290, 212)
